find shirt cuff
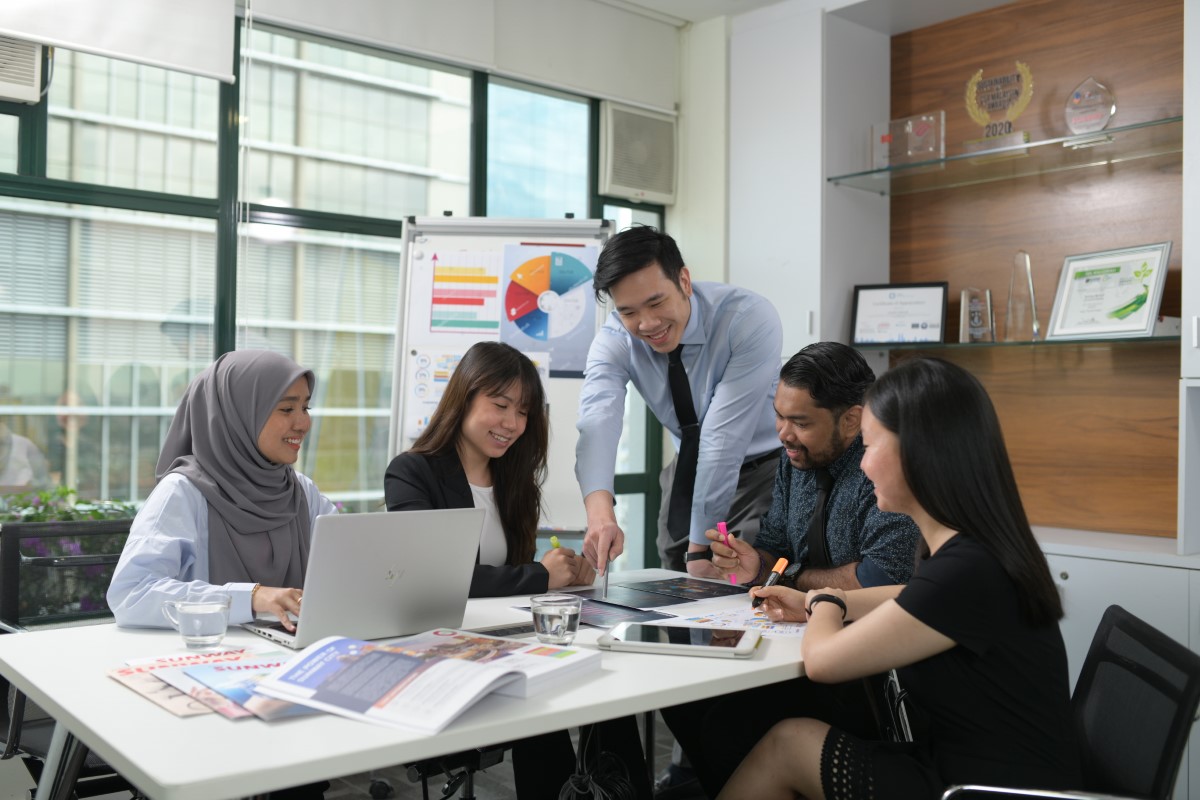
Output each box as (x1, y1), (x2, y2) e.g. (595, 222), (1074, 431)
(855, 558), (895, 589)
(230, 581), (257, 624)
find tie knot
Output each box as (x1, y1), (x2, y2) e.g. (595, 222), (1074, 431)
(814, 467), (834, 493)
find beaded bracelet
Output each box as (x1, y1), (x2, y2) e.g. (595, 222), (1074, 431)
(250, 583), (261, 608)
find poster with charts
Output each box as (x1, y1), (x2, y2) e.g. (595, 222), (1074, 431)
(407, 249), (503, 348)
(500, 244), (599, 375)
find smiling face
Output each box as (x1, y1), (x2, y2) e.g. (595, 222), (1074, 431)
(458, 382), (528, 470)
(607, 263), (693, 353)
(773, 383), (860, 471)
(859, 404), (916, 516)
(256, 376), (312, 465)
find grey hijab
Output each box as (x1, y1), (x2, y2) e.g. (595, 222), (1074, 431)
(157, 350), (316, 588)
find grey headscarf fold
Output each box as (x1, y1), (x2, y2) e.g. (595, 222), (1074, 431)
(157, 350), (316, 588)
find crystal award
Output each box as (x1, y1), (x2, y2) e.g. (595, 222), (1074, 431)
(959, 288), (995, 343)
(1004, 250), (1040, 341)
(1065, 77), (1116, 135)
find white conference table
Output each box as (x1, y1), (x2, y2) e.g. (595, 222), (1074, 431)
(0, 569), (806, 800)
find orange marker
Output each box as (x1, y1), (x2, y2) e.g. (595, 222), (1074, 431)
(751, 558), (789, 608)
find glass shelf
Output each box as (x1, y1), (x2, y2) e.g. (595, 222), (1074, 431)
(856, 335), (1179, 352)
(828, 117), (1182, 196)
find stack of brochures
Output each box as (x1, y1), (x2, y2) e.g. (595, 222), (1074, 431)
(256, 629), (601, 733)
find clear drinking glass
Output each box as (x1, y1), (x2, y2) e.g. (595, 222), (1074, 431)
(530, 594), (582, 646)
(162, 592), (232, 649)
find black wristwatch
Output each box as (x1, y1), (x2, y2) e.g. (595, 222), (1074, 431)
(683, 549), (713, 562)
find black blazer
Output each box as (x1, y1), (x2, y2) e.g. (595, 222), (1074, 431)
(384, 450), (549, 598)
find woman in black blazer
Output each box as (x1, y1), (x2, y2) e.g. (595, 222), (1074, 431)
(384, 341), (593, 596)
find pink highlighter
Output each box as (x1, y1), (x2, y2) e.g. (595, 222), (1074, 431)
(717, 522), (737, 585)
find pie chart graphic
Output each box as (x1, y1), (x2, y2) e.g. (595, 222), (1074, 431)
(504, 251), (592, 340)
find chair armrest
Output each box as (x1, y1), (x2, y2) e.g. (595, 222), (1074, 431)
(942, 786), (1140, 800)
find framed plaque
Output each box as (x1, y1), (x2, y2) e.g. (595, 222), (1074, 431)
(1046, 242), (1171, 340)
(851, 282), (948, 345)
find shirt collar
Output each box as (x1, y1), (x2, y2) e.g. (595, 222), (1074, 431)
(679, 287), (706, 347)
(825, 434), (864, 481)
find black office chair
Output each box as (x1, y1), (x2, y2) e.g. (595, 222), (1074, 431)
(942, 604), (1200, 800)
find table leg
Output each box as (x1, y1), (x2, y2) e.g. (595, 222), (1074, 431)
(642, 710), (655, 787)
(33, 722), (88, 800)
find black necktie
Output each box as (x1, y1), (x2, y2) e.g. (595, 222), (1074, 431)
(666, 344), (700, 543)
(804, 468), (834, 568)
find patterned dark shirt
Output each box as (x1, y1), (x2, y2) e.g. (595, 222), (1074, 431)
(755, 435), (920, 587)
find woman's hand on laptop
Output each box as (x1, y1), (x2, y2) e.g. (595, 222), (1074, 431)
(252, 586), (304, 632)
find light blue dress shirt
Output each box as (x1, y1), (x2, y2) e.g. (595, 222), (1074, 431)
(106, 472), (336, 628)
(576, 281), (782, 544)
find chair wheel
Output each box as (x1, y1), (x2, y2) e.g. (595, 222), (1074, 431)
(368, 778), (394, 798)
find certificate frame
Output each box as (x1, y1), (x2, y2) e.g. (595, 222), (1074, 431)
(850, 282), (948, 345)
(1046, 242), (1172, 341)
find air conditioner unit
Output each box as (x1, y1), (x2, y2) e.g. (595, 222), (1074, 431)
(599, 101), (677, 206)
(0, 37), (42, 104)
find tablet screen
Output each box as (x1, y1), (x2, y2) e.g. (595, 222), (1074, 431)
(610, 624), (748, 648)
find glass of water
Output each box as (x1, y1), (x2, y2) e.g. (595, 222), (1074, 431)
(530, 593), (582, 646)
(162, 592), (232, 649)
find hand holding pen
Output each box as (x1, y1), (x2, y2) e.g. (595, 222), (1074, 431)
(750, 558), (789, 608)
(705, 523), (761, 586)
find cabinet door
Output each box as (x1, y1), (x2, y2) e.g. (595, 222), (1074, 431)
(1047, 553), (1191, 800)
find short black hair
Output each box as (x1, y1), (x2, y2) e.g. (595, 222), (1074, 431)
(593, 225), (685, 303)
(779, 342), (875, 417)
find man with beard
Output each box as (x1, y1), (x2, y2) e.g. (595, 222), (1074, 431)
(656, 342), (920, 800)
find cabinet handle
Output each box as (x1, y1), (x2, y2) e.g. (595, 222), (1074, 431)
(1193, 316), (1199, 349)
(808, 310), (815, 336)
(1059, 571), (1069, 580)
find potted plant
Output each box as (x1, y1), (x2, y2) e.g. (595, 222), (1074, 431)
(0, 487), (137, 627)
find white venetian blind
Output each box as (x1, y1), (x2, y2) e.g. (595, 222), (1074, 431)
(0, 0), (235, 83)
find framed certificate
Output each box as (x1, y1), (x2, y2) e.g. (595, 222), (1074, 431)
(851, 282), (948, 345)
(1046, 242), (1172, 340)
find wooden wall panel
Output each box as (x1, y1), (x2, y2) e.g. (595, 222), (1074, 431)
(888, 0), (1182, 536)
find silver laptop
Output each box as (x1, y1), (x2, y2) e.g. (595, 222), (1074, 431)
(242, 508), (484, 649)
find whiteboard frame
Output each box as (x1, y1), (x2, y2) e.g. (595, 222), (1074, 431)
(387, 216), (612, 531)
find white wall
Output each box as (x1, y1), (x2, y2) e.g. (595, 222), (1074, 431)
(667, 16), (729, 283)
(250, 0), (680, 112)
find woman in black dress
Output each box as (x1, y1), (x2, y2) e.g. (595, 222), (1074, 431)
(720, 357), (1082, 800)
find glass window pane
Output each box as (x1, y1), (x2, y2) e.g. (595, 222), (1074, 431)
(0, 198), (216, 502)
(46, 49), (220, 197)
(0, 114), (17, 174)
(237, 226), (402, 511)
(240, 26), (471, 219)
(602, 203), (662, 231)
(616, 390), (647, 474)
(612, 494), (646, 571)
(487, 80), (589, 219)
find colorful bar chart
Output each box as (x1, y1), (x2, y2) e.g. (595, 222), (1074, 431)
(431, 260), (500, 333)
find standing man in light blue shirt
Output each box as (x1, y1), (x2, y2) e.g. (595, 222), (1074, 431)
(576, 226), (783, 576)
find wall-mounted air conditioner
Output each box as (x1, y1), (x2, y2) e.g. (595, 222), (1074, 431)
(0, 37), (42, 104)
(599, 101), (677, 206)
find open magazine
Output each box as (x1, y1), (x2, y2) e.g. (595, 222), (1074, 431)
(256, 629), (601, 733)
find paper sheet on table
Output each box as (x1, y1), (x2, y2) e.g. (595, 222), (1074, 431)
(645, 606), (807, 638)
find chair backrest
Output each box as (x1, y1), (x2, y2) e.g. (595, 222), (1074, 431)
(1071, 604), (1200, 799)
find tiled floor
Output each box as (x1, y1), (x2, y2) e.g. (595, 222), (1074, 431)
(0, 711), (704, 800)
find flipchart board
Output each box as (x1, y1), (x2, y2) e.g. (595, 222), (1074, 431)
(387, 217), (612, 532)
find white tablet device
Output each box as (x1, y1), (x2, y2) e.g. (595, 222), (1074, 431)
(596, 623), (762, 658)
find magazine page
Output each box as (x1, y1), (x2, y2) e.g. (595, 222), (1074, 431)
(256, 637), (519, 733)
(107, 645), (273, 718)
(184, 658), (323, 721)
(154, 650), (287, 720)
(258, 630), (600, 732)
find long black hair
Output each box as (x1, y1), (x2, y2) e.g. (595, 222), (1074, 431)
(411, 342), (547, 564)
(865, 357), (1062, 626)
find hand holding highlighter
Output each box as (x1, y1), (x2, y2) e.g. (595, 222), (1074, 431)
(750, 557), (789, 608)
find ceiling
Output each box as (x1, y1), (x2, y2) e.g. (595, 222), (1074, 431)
(605, 0), (786, 25)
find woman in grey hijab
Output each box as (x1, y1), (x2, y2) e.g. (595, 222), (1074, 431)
(108, 350), (336, 630)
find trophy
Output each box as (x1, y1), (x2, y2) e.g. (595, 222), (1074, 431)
(1004, 250), (1040, 341)
(964, 61), (1034, 155)
(1064, 77), (1116, 135)
(959, 288), (995, 343)
(872, 111), (945, 169)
